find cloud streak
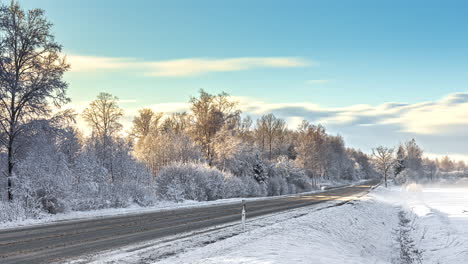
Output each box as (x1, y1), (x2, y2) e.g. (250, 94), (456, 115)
(67, 55), (311, 77)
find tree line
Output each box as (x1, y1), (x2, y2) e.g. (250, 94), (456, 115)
(372, 139), (467, 187)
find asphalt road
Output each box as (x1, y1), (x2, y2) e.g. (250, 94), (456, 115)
(0, 179), (380, 264)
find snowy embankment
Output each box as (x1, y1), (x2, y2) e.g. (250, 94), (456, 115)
(75, 181), (467, 264)
(155, 187), (401, 264)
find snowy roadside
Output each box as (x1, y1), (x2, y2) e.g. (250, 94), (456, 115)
(67, 183), (468, 264)
(153, 187), (399, 264)
(64, 200), (359, 264)
(0, 179), (368, 231)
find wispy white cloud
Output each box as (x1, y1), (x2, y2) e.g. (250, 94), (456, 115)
(145, 57), (310, 77)
(66, 55), (136, 72)
(66, 55), (311, 77)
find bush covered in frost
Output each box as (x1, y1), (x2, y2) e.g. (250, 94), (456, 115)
(155, 162), (227, 201)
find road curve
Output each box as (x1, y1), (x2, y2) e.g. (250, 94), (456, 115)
(0, 179), (380, 264)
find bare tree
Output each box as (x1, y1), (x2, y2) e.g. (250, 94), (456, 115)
(439, 155), (454, 172)
(456, 160), (466, 173)
(189, 89), (240, 165)
(423, 158), (437, 181)
(372, 146), (394, 187)
(0, 2), (69, 200)
(294, 121), (329, 183)
(255, 113), (286, 160)
(82, 93), (123, 183)
(237, 116), (254, 144)
(131, 108), (162, 139)
(160, 112), (189, 134)
(82, 92), (123, 139)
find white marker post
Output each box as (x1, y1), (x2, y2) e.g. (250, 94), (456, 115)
(241, 200), (246, 231)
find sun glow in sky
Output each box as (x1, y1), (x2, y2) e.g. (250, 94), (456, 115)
(20, 0), (468, 159)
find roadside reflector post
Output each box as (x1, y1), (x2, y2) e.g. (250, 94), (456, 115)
(241, 199), (246, 231)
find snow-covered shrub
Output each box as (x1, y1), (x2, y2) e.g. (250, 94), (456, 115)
(243, 176), (267, 197)
(0, 199), (42, 223)
(155, 161), (273, 201)
(270, 157), (313, 194)
(155, 162), (227, 201)
(395, 169), (421, 185)
(266, 176), (289, 196)
(224, 176), (248, 198)
(223, 144), (268, 182)
(14, 123), (75, 214)
(404, 183), (423, 192)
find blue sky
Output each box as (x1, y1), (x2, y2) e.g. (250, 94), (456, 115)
(20, 0), (468, 159)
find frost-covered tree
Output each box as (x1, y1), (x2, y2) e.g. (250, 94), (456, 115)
(236, 116), (254, 145)
(372, 146), (394, 187)
(348, 149), (376, 179)
(82, 93), (123, 139)
(82, 93), (125, 182)
(135, 131), (201, 176)
(160, 112), (189, 134)
(255, 113), (286, 160)
(133, 110), (201, 176)
(394, 145), (406, 177)
(456, 160), (465, 172)
(294, 121), (358, 183)
(131, 108), (162, 140)
(439, 156), (455, 172)
(423, 158), (437, 181)
(404, 139), (423, 171)
(211, 125), (242, 171)
(0, 2), (69, 200)
(295, 121), (318, 181)
(325, 135), (354, 180)
(189, 90), (240, 165)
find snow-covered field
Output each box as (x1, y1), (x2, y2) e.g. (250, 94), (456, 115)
(399, 184), (468, 264)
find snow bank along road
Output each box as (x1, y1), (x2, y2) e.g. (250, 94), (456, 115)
(0, 179), (380, 264)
